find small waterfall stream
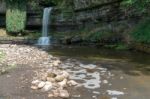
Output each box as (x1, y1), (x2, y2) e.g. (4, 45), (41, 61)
(37, 7), (52, 46)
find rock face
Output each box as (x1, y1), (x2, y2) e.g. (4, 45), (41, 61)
(0, 1), (6, 13)
(73, 0), (118, 10)
(73, 0), (121, 22)
(0, 0), (140, 39)
(0, 1), (6, 27)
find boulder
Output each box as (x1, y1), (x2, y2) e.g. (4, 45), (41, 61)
(52, 60), (61, 66)
(58, 79), (67, 88)
(47, 72), (56, 78)
(62, 71), (69, 78)
(38, 81), (46, 89)
(59, 90), (70, 98)
(41, 81), (53, 92)
(47, 77), (55, 83)
(31, 86), (38, 90)
(31, 80), (40, 86)
(67, 80), (78, 86)
(55, 75), (65, 82)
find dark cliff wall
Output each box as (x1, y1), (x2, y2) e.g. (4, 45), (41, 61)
(0, 0), (140, 32)
(0, 1), (6, 26)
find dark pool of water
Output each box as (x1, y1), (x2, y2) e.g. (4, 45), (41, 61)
(49, 46), (150, 75)
(48, 46), (150, 99)
(49, 46), (150, 65)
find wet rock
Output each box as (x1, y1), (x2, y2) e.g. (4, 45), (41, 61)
(46, 77), (55, 83)
(107, 90), (124, 95)
(72, 95), (81, 98)
(48, 89), (70, 98)
(31, 86), (38, 90)
(55, 75), (65, 82)
(58, 79), (67, 88)
(103, 80), (108, 84)
(47, 72), (56, 78)
(48, 93), (54, 98)
(62, 71), (69, 78)
(41, 74), (47, 81)
(31, 80), (40, 86)
(38, 81), (46, 89)
(52, 60), (61, 66)
(59, 90), (70, 98)
(67, 80), (78, 86)
(52, 90), (60, 97)
(45, 81), (52, 85)
(41, 82), (52, 92)
(52, 83), (60, 88)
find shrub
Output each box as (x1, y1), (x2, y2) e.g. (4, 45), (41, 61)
(6, 0), (27, 33)
(131, 18), (150, 44)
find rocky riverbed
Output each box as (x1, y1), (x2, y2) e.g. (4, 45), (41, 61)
(0, 44), (150, 99)
(0, 44), (125, 99)
(0, 44), (79, 98)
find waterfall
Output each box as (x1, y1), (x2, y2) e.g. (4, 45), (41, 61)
(37, 7), (52, 46)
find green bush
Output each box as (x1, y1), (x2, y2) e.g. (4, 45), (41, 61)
(6, 0), (26, 33)
(131, 18), (150, 44)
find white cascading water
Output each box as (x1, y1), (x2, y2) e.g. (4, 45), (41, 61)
(37, 7), (52, 46)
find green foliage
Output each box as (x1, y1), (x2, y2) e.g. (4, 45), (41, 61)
(6, 0), (26, 33)
(131, 18), (150, 44)
(122, 0), (150, 13)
